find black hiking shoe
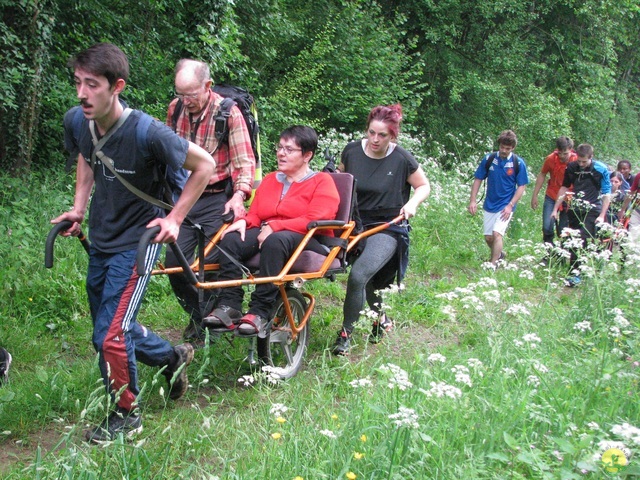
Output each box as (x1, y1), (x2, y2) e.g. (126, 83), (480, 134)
(369, 313), (393, 344)
(332, 330), (352, 356)
(0, 348), (12, 385)
(182, 319), (205, 343)
(85, 406), (142, 444)
(163, 343), (194, 400)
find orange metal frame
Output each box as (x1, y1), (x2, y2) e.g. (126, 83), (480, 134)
(147, 215), (405, 340)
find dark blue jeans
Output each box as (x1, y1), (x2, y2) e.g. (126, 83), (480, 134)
(542, 195), (569, 243)
(87, 244), (174, 411)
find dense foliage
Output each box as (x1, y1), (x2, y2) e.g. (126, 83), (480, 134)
(1, 0), (639, 174)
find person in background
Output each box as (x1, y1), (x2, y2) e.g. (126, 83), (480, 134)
(165, 59), (255, 342)
(618, 172), (640, 245)
(204, 126), (339, 335)
(332, 104), (430, 356)
(0, 347), (11, 385)
(616, 160), (633, 191)
(468, 130), (529, 264)
(530, 136), (577, 247)
(51, 43), (215, 443)
(551, 143), (611, 287)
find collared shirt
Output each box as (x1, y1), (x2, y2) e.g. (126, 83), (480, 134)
(475, 152), (529, 213)
(166, 90), (255, 196)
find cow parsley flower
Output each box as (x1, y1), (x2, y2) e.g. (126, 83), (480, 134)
(427, 353), (447, 363)
(389, 406), (420, 429)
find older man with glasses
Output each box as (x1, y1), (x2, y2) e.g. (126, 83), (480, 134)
(165, 59), (256, 342)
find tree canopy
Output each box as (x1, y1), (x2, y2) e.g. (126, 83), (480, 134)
(1, 0), (639, 173)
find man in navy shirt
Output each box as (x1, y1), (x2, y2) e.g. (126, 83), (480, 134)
(51, 43), (215, 443)
(468, 130), (529, 264)
(551, 143), (611, 286)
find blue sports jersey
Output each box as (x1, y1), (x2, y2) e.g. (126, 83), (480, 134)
(474, 152), (529, 213)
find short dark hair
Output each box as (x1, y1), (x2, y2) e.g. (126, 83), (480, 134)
(576, 143), (594, 158)
(68, 43), (129, 87)
(280, 125), (318, 158)
(617, 160), (631, 170)
(556, 136), (574, 151)
(497, 130), (518, 148)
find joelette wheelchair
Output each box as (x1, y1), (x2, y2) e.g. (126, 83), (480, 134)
(46, 172), (404, 379)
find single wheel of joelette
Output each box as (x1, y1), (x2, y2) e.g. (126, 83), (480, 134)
(257, 288), (310, 379)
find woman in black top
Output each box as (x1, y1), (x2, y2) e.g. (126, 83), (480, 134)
(333, 104), (430, 355)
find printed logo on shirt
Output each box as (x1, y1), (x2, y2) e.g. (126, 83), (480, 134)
(387, 171), (394, 176)
(505, 161), (515, 176)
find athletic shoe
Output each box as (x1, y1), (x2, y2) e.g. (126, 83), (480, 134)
(85, 406), (142, 444)
(565, 275), (581, 288)
(0, 348), (12, 385)
(369, 313), (393, 344)
(182, 319), (205, 343)
(163, 343), (194, 400)
(331, 330), (352, 356)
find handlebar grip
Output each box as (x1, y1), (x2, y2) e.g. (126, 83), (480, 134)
(222, 211), (235, 224)
(45, 221), (72, 268)
(136, 227), (198, 285)
(136, 226), (161, 276)
(307, 220), (346, 229)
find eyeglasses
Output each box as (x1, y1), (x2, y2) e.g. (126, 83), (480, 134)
(174, 92), (200, 101)
(275, 145), (302, 155)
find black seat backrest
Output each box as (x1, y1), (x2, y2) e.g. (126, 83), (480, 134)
(328, 172), (355, 226)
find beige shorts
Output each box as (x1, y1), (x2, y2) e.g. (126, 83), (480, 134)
(483, 210), (513, 237)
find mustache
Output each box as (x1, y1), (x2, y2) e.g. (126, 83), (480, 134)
(80, 99), (91, 107)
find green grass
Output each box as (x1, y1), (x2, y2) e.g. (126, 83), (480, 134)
(1, 144), (639, 479)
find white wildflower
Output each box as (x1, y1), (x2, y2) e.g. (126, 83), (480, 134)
(349, 377), (373, 388)
(506, 304), (531, 316)
(519, 270), (535, 280)
(379, 363), (413, 390)
(388, 406), (420, 429)
(573, 321), (591, 332)
(319, 429), (337, 439)
(237, 375), (255, 386)
(611, 423), (640, 445)
(420, 382), (462, 399)
(527, 375), (541, 387)
(427, 353), (447, 363)
(270, 403), (289, 417)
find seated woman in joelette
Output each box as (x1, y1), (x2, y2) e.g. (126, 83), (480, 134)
(204, 125), (340, 335)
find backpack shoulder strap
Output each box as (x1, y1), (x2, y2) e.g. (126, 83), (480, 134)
(89, 108), (133, 169)
(484, 152), (498, 177)
(170, 99), (183, 132)
(215, 97), (237, 143)
(136, 112), (153, 158)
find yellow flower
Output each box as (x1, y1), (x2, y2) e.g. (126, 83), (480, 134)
(360, 434), (367, 442)
(601, 448), (628, 472)
(346, 473), (357, 480)
(331, 414), (338, 420)
(293, 477), (304, 480)
(276, 416), (286, 424)
(353, 451), (364, 460)
(271, 432), (282, 440)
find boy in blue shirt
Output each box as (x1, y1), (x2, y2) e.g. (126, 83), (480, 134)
(468, 130), (529, 264)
